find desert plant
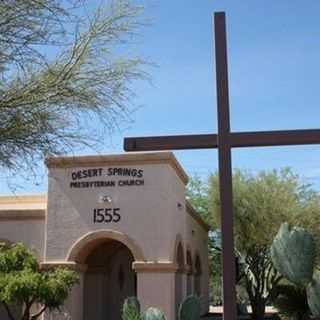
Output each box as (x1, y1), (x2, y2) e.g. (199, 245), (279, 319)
(122, 296), (201, 320)
(121, 298), (166, 320)
(271, 223), (320, 318)
(122, 297), (141, 320)
(142, 307), (166, 320)
(178, 295), (201, 320)
(271, 223), (315, 287)
(271, 284), (311, 320)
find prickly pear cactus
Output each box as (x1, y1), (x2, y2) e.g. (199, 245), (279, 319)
(122, 297), (141, 320)
(178, 295), (201, 320)
(307, 271), (320, 317)
(271, 222), (315, 286)
(142, 307), (166, 320)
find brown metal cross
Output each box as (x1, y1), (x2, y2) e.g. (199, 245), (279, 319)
(123, 12), (320, 320)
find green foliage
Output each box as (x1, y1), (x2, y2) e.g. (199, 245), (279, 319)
(186, 176), (210, 222)
(189, 168), (320, 319)
(122, 297), (141, 320)
(0, 0), (149, 180)
(271, 284), (310, 320)
(210, 169), (306, 316)
(0, 242), (78, 320)
(142, 307), (166, 320)
(271, 223), (315, 286)
(178, 295), (201, 320)
(291, 194), (320, 264)
(0, 242), (37, 272)
(209, 168), (312, 251)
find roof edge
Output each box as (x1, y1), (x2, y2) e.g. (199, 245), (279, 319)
(45, 152), (189, 185)
(186, 201), (210, 232)
(0, 209), (45, 220)
(0, 194), (47, 204)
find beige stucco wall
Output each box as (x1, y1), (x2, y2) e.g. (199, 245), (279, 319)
(0, 220), (45, 258)
(0, 195), (46, 259)
(0, 195), (46, 320)
(0, 152), (210, 320)
(137, 272), (176, 319)
(45, 163), (186, 263)
(185, 209), (210, 314)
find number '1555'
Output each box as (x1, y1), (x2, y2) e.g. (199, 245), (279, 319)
(93, 208), (121, 223)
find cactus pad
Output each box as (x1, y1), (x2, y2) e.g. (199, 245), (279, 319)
(271, 223), (315, 286)
(178, 295), (201, 320)
(142, 307), (166, 320)
(122, 297), (141, 320)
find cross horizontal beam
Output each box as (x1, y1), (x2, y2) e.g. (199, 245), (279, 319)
(124, 128), (320, 151)
(124, 134), (218, 151)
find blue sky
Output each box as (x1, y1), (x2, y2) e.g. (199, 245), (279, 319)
(2, 0), (320, 193)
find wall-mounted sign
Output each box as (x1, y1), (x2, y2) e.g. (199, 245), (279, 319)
(69, 167), (144, 189)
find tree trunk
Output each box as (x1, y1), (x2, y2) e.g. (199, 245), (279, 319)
(250, 299), (266, 320)
(22, 305), (30, 320)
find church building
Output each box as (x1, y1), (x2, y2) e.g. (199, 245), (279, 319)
(0, 152), (209, 320)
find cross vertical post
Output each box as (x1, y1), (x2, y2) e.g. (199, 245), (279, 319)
(214, 12), (237, 320)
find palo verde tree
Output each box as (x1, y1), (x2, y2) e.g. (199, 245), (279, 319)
(0, 242), (78, 320)
(0, 0), (148, 179)
(188, 169), (320, 319)
(208, 168), (320, 320)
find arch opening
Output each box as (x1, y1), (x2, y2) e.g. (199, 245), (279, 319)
(67, 229), (145, 263)
(83, 239), (136, 320)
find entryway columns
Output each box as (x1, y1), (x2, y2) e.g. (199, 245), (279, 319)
(133, 262), (178, 320)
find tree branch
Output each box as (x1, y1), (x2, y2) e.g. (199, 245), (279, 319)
(31, 305), (47, 320)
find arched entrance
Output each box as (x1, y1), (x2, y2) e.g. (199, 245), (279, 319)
(83, 240), (136, 320)
(67, 230), (144, 320)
